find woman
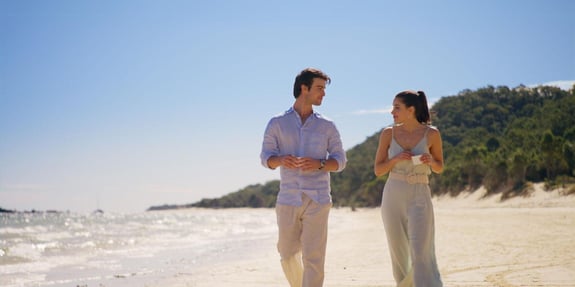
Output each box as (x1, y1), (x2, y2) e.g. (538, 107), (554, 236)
(374, 90), (444, 287)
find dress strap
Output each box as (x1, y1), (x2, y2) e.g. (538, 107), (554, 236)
(391, 125), (398, 148)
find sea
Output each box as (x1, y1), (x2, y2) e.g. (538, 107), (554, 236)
(0, 208), (279, 287)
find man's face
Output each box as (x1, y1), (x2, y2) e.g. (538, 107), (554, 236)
(302, 78), (327, 106)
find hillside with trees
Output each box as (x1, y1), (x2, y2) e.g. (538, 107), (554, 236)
(148, 84), (575, 211)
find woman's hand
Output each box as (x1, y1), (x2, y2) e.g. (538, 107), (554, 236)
(419, 153), (435, 166)
(394, 150), (414, 162)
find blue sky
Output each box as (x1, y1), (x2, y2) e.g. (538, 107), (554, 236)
(1, 0), (574, 213)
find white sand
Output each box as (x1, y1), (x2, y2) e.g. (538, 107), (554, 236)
(167, 183), (575, 287)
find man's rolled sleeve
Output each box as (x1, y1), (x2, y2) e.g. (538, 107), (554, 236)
(327, 127), (347, 172)
(260, 119), (279, 169)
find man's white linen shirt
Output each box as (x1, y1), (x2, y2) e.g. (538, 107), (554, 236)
(261, 107), (347, 206)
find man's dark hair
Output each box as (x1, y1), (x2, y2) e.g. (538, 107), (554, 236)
(293, 68), (331, 98)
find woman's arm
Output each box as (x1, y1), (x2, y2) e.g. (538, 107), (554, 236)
(374, 128), (402, 177)
(426, 127), (444, 174)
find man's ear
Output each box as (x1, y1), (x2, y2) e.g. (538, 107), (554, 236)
(301, 84), (309, 93)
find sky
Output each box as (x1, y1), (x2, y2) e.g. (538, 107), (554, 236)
(1, 0), (574, 213)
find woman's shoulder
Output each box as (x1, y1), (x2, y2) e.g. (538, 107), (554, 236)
(380, 125), (394, 136)
(426, 124), (440, 134)
(426, 125), (442, 143)
(378, 126), (394, 143)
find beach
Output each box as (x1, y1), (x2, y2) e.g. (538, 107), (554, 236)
(2, 184), (574, 287)
(170, 184), (575, 287)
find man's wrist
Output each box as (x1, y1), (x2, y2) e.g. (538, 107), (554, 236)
(318, 159), (326, 170)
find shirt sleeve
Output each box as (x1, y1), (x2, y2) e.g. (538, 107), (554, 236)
(260, 118), (279, 169)
(327, 123), (347, 172)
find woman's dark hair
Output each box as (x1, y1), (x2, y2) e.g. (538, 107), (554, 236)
(293, 68), (331, 98)
(395, 90), (431, 124)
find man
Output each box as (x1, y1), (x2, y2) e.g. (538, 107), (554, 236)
(260, 68), (347, 287)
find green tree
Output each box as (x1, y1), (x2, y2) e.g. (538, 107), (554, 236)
(541, 131), (567, 179)
(148, 84), (575, 210)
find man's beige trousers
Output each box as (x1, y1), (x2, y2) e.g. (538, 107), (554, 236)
(276, 194), (331, 287)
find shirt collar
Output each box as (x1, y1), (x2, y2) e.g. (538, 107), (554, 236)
(287, 107), (317, 121)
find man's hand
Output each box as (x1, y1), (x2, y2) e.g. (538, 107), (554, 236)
(279, 155), (302, 169)
(297, 157), (323, 171)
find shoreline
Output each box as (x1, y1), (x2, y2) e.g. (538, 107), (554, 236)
(6, 184), (573, 287)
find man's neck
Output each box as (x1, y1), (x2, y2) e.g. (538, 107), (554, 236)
(293, 100), (313, 122)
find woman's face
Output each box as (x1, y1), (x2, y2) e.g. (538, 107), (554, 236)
(391, 97), (414, 124)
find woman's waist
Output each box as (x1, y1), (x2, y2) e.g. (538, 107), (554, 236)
(388, 171), (429, 184)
